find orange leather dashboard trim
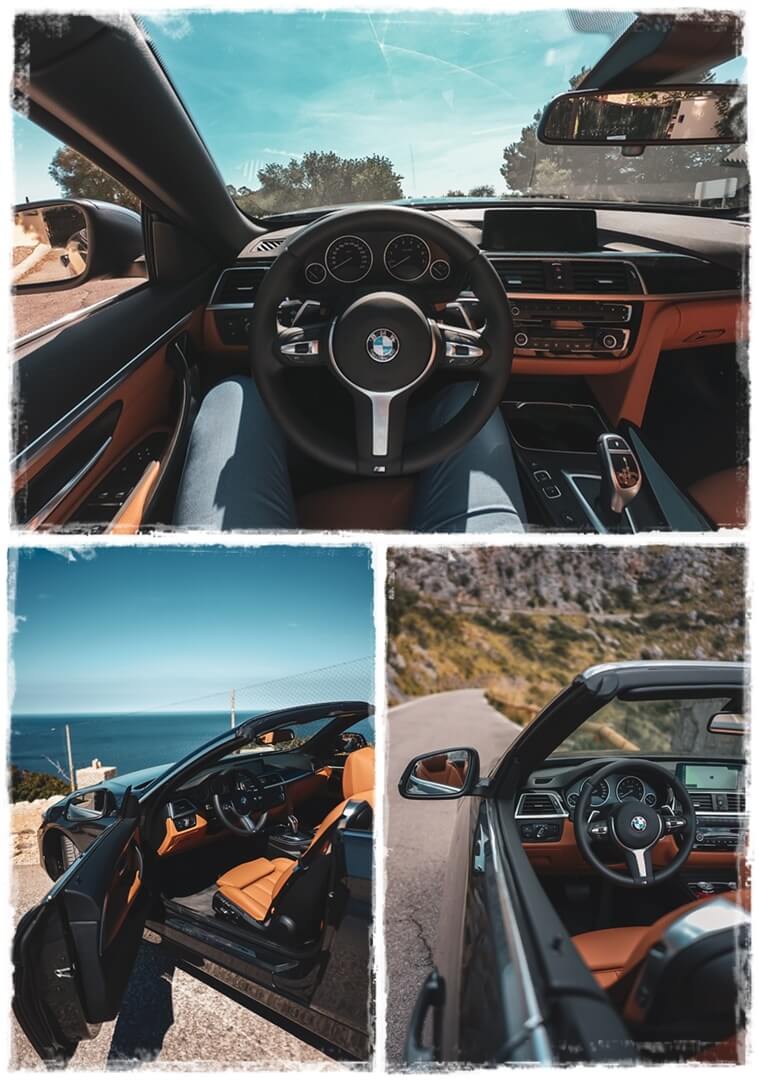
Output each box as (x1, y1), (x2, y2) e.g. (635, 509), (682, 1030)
(157, 812), (211, 858)
(523, 821), (743, 876)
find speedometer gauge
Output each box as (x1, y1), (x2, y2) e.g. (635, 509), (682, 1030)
(616, 775), (645, 801)
(384, 234), (431, 282)
(325, 235), (373, 283)
(581, 778), (610, 806)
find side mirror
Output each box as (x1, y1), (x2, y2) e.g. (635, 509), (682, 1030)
(255, 727), (296, 747)
(538, 84), (746, 147)
(12, 198), (146, 294)
(399, 747), (480, 800)
(707, 713), (746, 736)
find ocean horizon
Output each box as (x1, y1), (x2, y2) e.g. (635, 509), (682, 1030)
(11, 709), (375, 779)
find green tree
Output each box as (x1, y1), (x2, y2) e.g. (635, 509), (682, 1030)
(230, 150), (404, 215)
(10, 765), (69, 803)
(49, 148), (140, 211)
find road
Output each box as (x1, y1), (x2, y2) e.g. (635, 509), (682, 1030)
(11, 864), (334, 1070)
(385, 689), (522, 1065)
(12, 280), (139, 340)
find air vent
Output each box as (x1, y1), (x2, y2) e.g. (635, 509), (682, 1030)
(210, 266), (270, 307)
(256, 237), (285, 253)
(492, 260), (548, 292)
(170, 798), (196, 816)
(569, 261), (641, 294)
(724, 793), (746, 813)
(518, 792), (564, 816)
(691, 793), (715, 813)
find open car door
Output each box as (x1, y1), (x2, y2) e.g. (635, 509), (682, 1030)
(13, 815), (147, 1063)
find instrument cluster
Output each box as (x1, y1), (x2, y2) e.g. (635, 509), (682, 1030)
(565, 771), (663, 815)
(303, 232), (452, 287)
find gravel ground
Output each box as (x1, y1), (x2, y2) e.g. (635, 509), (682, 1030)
(384, 689), (521, 1066)
(10, 864), (336, 1071)
(11, 279), (140, 340)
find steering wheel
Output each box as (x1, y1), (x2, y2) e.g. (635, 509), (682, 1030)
(212, 768), (268, 836)
(574, 760), (696, 888)
(251, 205), (513, 476)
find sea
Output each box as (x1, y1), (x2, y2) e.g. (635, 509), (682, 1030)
(10, 710), (375, 779)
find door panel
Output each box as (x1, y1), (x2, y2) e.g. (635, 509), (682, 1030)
(13, 817), (147, 1063)
(13, 276), (209, 530)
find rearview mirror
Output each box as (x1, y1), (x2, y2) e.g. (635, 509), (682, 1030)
(538, 84), (746, 146)
(399, 747), (479, 800)
(707, 712), (746, 736)
(255, 727), (296, 747)
(12, 199), (146, 294)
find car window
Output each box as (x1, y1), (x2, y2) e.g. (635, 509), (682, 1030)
(556, 696), (744, 757)
(12, 114), (146, 342)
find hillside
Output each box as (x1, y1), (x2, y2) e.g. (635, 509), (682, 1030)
(387, 546), (745, 722)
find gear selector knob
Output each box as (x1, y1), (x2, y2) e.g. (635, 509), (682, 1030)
(596, 433), (642, 515)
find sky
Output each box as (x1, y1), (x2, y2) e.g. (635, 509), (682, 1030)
(9, 546), (374, 715)
(13, 8), (635, 202)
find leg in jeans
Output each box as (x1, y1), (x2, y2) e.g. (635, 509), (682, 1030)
(173, 377), (297, 530)
(408, 382), (527, 533)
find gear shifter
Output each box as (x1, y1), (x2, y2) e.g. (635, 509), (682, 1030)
(596, 434), (642, 516)
(287, 813), (299, 835)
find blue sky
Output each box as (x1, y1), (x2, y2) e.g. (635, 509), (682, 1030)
(14, 9), (633, 202)
(10, 546), (374, 715)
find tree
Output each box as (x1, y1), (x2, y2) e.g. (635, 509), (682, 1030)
(468, 184), (496, 197)
(11, 764), (69, 803)
(49, 148), (140, 211)
(229, 150), (404, 215)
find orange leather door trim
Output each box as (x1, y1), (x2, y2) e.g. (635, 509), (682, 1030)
(107, 460), (161, 534)
(14, 308), (202, 529)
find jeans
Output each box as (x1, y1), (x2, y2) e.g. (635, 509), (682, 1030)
(173, 377), (526, 532)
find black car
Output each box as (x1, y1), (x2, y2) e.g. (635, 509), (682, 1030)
(13, 701), (375, 1064)
(400, 661), (748, 1065)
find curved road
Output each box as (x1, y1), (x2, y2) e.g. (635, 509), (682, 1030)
(385, 689), (522, 1065)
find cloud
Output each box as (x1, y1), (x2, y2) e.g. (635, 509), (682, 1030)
(148, 14), (193, 41)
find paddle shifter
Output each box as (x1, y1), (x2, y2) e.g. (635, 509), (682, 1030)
(596, 434), (642, 516)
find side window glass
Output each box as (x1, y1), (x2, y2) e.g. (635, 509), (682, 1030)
(12, 114), (147, 341)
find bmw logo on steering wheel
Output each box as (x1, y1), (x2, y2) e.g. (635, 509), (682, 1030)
(631, 815), (647, 832)
(366, 328), (399, 363)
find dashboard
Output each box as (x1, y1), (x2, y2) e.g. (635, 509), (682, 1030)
(205, 205), (746, 384)
(516, 757), (746, 864)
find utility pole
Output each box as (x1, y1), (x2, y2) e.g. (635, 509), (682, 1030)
(65, 724), (76, 792)
(230, 688), (236, 729)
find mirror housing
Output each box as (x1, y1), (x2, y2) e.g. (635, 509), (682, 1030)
(12, 198), (146, 294)
(538, 84), (746, 147)
(707, 712), (746, 736)
(399, 747), (480, 800)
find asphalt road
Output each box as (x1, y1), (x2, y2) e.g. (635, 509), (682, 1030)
(385, 689), (522, 1066)
(11, 864), (333, 1070)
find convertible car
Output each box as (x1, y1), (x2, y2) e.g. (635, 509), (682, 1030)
(13, 702), (375, 1063)
(399, 661), (748, 1065)
(10, 11), (747, 533)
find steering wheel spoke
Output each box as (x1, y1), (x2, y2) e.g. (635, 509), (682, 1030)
(435, 322), (489, 372)
(276, 321), (330, 368)
(622, 844), (655, 886)
(352, 391), (409, 474)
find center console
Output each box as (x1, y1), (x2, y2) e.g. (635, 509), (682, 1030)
(503, 400), (667, 532)
(509, 298), (640, 360)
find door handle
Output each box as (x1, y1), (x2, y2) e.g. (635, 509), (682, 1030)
(405, 969), (445, 1063)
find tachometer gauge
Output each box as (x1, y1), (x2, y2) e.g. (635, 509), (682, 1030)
(325, 235), (373, 283)
(581, 778), (610, 806)
(616, 775), (645, 801)
(384, 234), (431, 282)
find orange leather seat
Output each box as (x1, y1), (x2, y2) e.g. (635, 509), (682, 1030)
(689, 467), (747, 527)
(416, 753), (466, 788)
(216, 746), (374, 923)
(573, 888), (749, 990)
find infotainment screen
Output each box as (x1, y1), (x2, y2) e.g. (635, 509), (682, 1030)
(481, 208), (598, 252)
(679, 763), (740, 790)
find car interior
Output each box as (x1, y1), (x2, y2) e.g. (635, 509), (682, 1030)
(146, 726), (374, 952)
(514, 694), (747, 1060)
(10, 12), (748, 534)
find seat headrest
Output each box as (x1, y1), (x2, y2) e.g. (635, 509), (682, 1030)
(342, 746), (374, 801)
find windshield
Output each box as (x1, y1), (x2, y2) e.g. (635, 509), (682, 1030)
(232, 711), (375, 756)
(141, 9), (747, 213)
(557, 696), (745, 758)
